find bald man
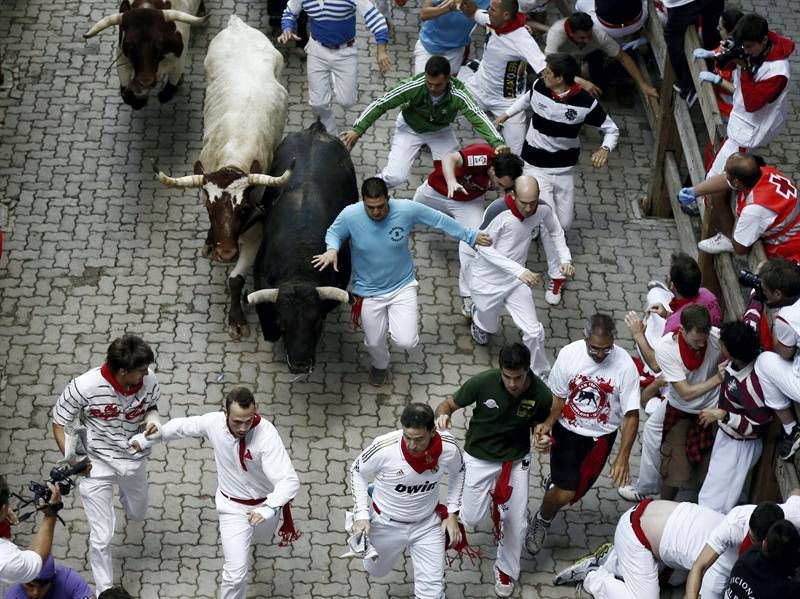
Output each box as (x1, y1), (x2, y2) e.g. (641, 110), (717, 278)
(680, 154), (800, 261)
(468, 176), (573, 374)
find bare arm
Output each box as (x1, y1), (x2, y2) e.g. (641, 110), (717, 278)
(435, 397), (460, 429)
(52, 422), (66, 455)
(28, 485), (61, 563)
(421, 0), (457, 21)
(610, 410), (639, 487)
(616, 50), (658, 99)
(685, 544), (720, 599)
(671, 372), (723, 402)
(773, 337), (797, 361)
(692, 174), (730, 196)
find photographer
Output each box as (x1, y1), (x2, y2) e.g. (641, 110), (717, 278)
(0, 476), (62, 585)
(682, 154), (800, 259)
(706, 13), (794, 178)
(5, 554), (94, 599)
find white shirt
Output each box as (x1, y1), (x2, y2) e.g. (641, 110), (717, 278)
(52, 366), (161, 477)
(707, 495), (800, 557)
(470, 198), (570, 293)
(728, 59), (791, 148)
(350, 430), (465, 522)
(775, 300), (800, 376)
(466, 12), (546, 106)
(734, 204), (778, 247)
(160, 412), (300, 510)
(549, 340), (640, 437)
(655, 329), (722, 414)
(0, 539), (42, 584)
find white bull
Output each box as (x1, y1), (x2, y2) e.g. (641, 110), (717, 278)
(155, 14), (291, 338)
(84, 0), (207, 109)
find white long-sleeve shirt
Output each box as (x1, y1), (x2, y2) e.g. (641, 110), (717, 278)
(0, 540), (41, 584)
(470, 197), (571, 292)
(160, 412), (299, 509)
(350, 430), (464, 522)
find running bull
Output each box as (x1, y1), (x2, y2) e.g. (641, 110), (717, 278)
(247, 123), (357, 374)
(154, 14), (290, 338)
(84, 0), (207, 109)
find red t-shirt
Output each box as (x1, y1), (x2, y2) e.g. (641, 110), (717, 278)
(427, 144), (496, 201)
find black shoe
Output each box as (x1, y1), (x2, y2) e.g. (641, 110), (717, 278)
(778, 427), (800, 461)
(673, 84), (697, 108)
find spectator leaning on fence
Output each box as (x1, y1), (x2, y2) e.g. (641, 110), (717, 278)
(692, 8), (743, 119)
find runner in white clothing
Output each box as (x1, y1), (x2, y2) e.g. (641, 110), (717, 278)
(468, 175), (573, 375)
(553, 500), (730, 599)
(51, 335), (162, 595)
(458, 0), (547, 155)
(686, 495), (800, 599)
(349, 403), (465, 599)
(140, 387), (300, 599)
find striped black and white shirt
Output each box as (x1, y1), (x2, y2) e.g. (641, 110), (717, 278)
(506, 78), (620, 170)
(52, 365), (160, 475)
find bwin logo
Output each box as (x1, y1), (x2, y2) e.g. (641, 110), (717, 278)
(395, 481), (437, 494)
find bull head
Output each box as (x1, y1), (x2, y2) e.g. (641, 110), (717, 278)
(248, 285), (350, 373)
(84, 2), (207, 106)
(153, 160), (291, 263)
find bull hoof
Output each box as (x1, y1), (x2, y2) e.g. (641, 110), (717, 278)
(228, 323), (250, 340)
(201, 244), (213, 258)
(122, 91), (148, 110)
(158, 82), (179, 104)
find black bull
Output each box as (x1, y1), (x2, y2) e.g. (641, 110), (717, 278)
(252, 123), (357, 373)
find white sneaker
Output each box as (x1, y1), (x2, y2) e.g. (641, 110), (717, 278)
(460, 296), (474, 319)
(698, 232), (734, 254)
(471, 321), (490, 345)
(545, 278), (566, 305)
(525, 511), (551, 554)
(617, 483), (650, 502)
(553, 541), (613, 585)
(494, 567), (514, 597)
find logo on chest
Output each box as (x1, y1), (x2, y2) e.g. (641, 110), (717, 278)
(394, 481), (437, 494)
(88, 405), (121, 420)
(389, 226), (405, 242)
(243, 449), (253, 462)
(565, 108), (578, 121)
(483, 399), (499, 409)
(466, 155), (488, 167)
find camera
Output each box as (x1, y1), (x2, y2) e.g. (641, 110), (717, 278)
(738, 269), (762, 290)
(16, 460), (89, 523)
(715, 38), (748, 69)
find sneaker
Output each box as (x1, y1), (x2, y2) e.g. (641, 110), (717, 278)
(460, 296), (474, 319)
(471, 321), (490, 345)
(617, 483), (649, 502)
(778, 426), (800, 461)
(525, 511), (551, 554)
(680, 198), (700, 216)
(698, 232), (734, 254)
(554, 554), (600, 585)
(545, 278), (566, 305)
(575, 582), (594, 598)
(647, 280), (670, 292)
(368, 366), (388, 386)
(673, 84), (697, 107)
(494, 567), (514, 597)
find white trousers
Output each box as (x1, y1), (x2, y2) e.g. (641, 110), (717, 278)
(362, 282), (420, 369)
(365, 510), (445, 599)
(460, 453), (531, 580)
(755, 351), (800, 411)
(381, 113), (459, 188)
(305, 38), (359, 136)
(412, 181), (485, 297)
(470, 281), (550, 375)
(636, 399), (666, 496)
(79, 462), (149, 594)
(698, 430), (763, 514)
(583, 507), (660, 599)
(215, 491), (280, 599)
(707, 136), (749, 177)
(413, 39), (465, 76)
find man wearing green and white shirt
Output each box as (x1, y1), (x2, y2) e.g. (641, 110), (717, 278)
(341, 55), (508, 189)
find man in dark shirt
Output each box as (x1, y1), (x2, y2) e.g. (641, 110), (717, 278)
(434, 343), (551, 597)
(725, 519), (800, 598)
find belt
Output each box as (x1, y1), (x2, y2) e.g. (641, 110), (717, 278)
(630, 497), (654, 550)
(314, 36), (355, 50)
(221, 491), (267, 506)
(597, 10), (644, 29)
(372, 501), (416, 524)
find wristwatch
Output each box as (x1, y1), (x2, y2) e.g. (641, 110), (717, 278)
(600, 145), (611, 152)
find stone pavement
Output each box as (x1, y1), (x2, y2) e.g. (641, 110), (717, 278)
(0, 0), (798, 597)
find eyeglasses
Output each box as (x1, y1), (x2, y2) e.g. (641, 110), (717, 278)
(586, 344), (613, 356)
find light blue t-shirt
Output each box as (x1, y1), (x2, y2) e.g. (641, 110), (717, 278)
(419, 0), (490, 54)
(325, 199), (478, 297)
(5, 565), (92, 599)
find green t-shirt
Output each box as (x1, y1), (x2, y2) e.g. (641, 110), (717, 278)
(454, 368), (552, 462)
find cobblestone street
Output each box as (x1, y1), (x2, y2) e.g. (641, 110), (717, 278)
(1, 0), (798, 597)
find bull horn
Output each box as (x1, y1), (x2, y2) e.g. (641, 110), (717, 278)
(152, 161), (204, 188)
(247, 168), (292, 187)
(162, 10), (209, 26)
(247, 289), (279, 304)
(316, 287), (350, 303)
(84, 13), (123, 38)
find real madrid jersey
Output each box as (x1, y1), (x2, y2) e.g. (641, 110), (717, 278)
(350, 430), (465, 522)
(549, 340), (639, 438)
(453, 368), (552, 462)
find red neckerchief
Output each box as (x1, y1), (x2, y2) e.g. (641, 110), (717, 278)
(739, 533), (754, 556)
(278, 503), (301, 546)
(489, 461), (514, 541)
(668, 295), (695, 313)
(677, 331), (706, 371)
(552, 83), (584, 103)
(101, 362), (143, 396)
(493, 12), (526, 35)
(504, 194), (525, 221)
(434, 504), (481, 565)
(401, 431), (443, 474)
(238, 413), (262, 471)
(565, 18), (574, 40)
